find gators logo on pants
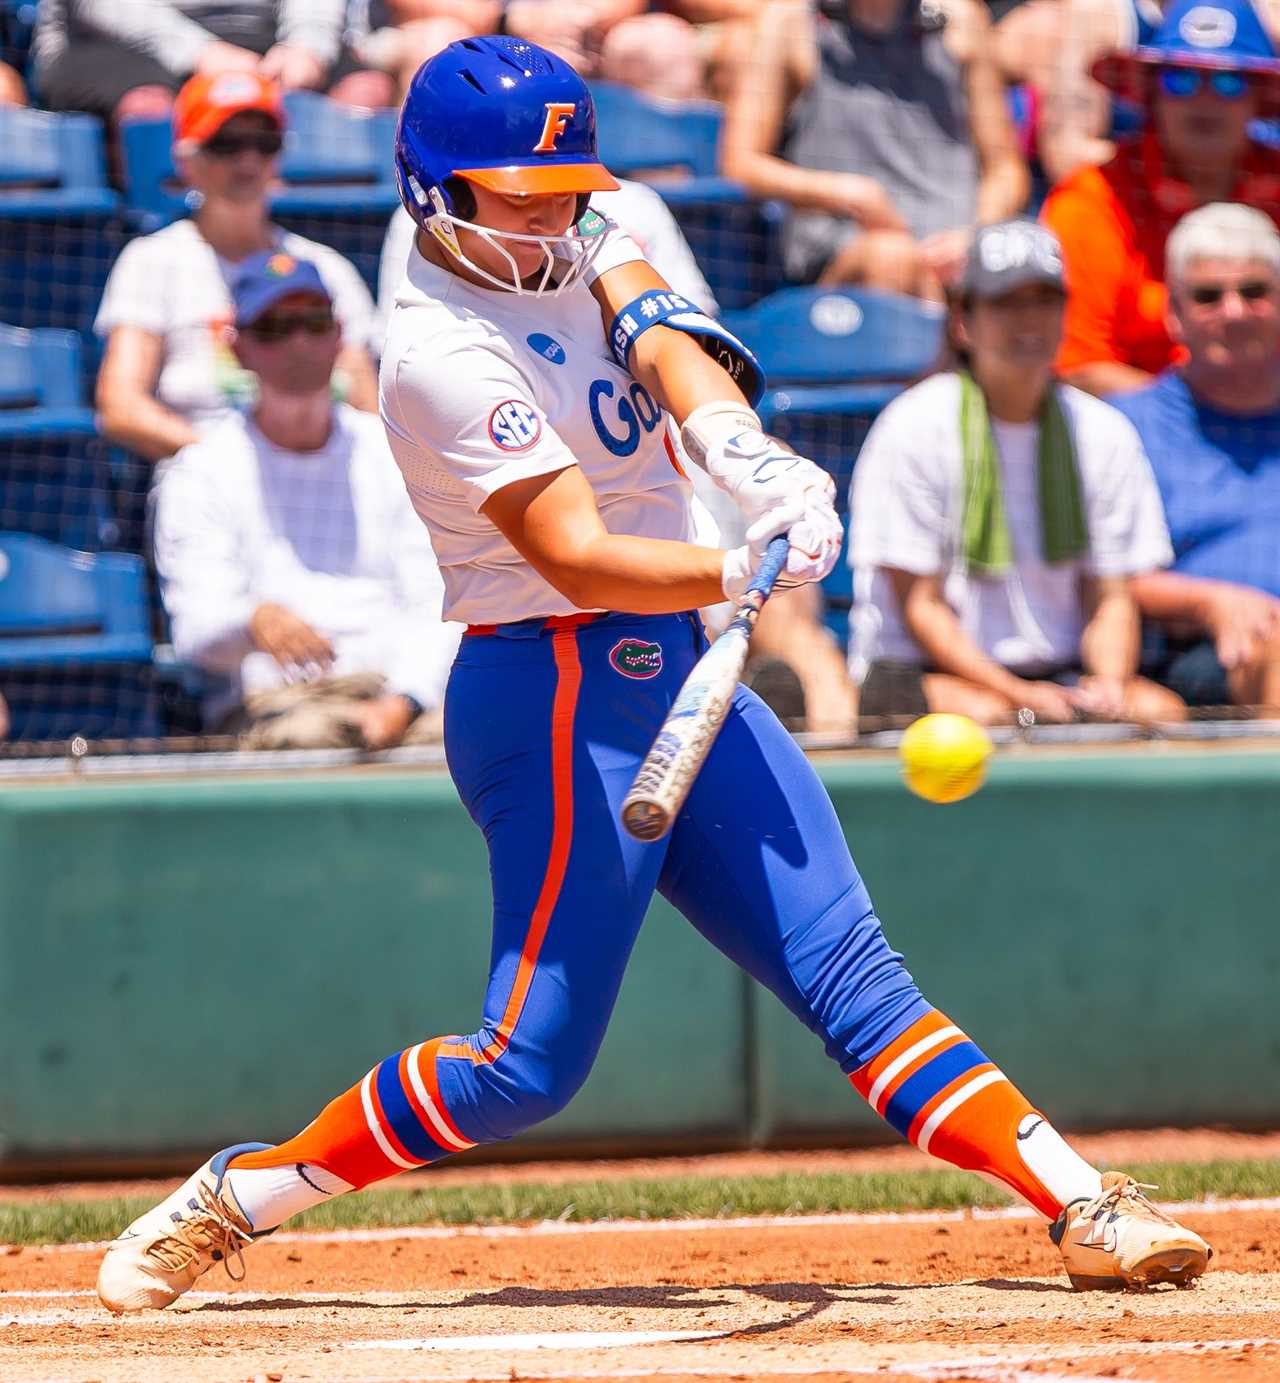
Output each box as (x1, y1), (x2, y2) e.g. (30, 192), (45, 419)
(609, 638), (662, 679)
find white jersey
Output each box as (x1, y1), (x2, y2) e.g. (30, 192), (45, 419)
(380, 246), (698, 626)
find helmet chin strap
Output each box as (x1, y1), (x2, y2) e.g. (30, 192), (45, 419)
(424, 187), (603, 297)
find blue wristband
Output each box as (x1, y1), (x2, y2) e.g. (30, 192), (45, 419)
(607, 290), (766, 407)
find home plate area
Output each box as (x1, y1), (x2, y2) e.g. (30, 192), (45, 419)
(3, 1206), (1279, 1383)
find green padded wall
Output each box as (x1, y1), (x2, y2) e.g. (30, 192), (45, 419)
(2, 746), (1277, 1171)
(0, 773), (746, 1168)
(751, 749), (1280, 1141)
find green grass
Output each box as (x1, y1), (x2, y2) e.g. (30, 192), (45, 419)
(2, 1157), (1276, 1247)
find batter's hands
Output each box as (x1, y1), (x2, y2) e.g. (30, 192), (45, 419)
(249, 602), (335, 680)
(721, 496), (842, 600)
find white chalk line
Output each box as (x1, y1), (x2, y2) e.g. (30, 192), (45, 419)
(4, 1329), (1278, 1383)
(348, 1329), (724, 1351)
(333, 1335), (1280, 1366)
(16, 1191), (1280, 1255)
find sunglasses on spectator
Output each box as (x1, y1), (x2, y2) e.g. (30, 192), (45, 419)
(1157, 67), (1250, 100)
(243, 309), (336, 342)
(202, 130), (284, 159)
(1186, 279), (1273, 306)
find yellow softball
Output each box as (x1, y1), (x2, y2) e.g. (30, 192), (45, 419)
(899, 713), (993, 804)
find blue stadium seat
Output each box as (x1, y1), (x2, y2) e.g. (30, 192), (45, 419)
(0, 108), (125, 384)
(721, 285), (943, 387)
(0, 532), (151, 665)
(0, 107), (118, 218)
(0, 532), (159, 740)
(0, 324), (115, 551)
(0, 322), (95, 435)
(589, 82), (783, 310)
(727, 289), (943, 647)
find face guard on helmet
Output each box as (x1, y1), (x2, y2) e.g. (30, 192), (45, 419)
(395, 36), (620, 295)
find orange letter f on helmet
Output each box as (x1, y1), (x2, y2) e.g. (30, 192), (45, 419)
(534, 102), (576, 153)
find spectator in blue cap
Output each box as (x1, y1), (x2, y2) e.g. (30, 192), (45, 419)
(1043, 0), (1280, 397)
(153, 250), (460, 750)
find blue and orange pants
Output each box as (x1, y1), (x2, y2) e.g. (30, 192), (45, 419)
(233, 611), (1063, 1218)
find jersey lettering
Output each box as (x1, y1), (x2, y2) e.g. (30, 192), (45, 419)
(588, 379), (660, 457)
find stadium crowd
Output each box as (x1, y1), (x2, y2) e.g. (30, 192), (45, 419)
(0, 0), (1279, 743)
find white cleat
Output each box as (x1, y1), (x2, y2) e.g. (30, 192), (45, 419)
(97, 1142), (271, 1314)
(1050, 1171), (1212, 1291)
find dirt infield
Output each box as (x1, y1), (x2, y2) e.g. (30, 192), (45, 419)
(4, 1200), (1279, 1383)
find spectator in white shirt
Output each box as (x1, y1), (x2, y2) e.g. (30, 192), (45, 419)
(95, 71), (379, 462)
(849, 219), (1185, 727)
(374, 180), (719, 350)
(154, 250), (460, 749)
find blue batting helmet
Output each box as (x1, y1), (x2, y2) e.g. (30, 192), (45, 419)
(395, 36), (619, 227)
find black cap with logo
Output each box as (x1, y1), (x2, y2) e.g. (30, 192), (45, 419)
(960, 220), (1067, 300)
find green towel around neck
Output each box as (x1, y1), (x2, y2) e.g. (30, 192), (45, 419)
(958, 370), (1088, 576)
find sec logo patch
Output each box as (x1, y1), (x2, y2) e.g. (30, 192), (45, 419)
(488, 400), (543, 451)
(610, 638), (663, 679)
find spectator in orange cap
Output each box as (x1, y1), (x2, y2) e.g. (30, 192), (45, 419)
(1042, 0), (1280, 398)
(33, 0), (391, 137)
(94, 71), (379, 463)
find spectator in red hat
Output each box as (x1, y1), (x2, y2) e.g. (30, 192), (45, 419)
(33, 0), (391, 136)
(1042, 0), (1280, 397)
(94, 71), (379, 462)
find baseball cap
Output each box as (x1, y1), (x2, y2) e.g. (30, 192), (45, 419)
(231, 251), (331, 328)
(1093, 0), (1280, 116)
(960, 220), (1067, 300)
(174, 71), (285, 148)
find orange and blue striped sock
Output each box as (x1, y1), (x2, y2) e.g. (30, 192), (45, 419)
(229, 1037), (475, 1193)
(850, 1010), (1101, 1219)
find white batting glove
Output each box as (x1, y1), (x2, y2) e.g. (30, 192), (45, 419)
(555, 208), (645, 288)
(720, 494), (843, 601)
(705, 428), (836, 525)
(680, 399), (836, 525)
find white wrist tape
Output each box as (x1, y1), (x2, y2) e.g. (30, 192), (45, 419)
(679, 399), (764, 471)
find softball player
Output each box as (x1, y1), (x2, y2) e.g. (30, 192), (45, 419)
(99, 38), (1209, 1313)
